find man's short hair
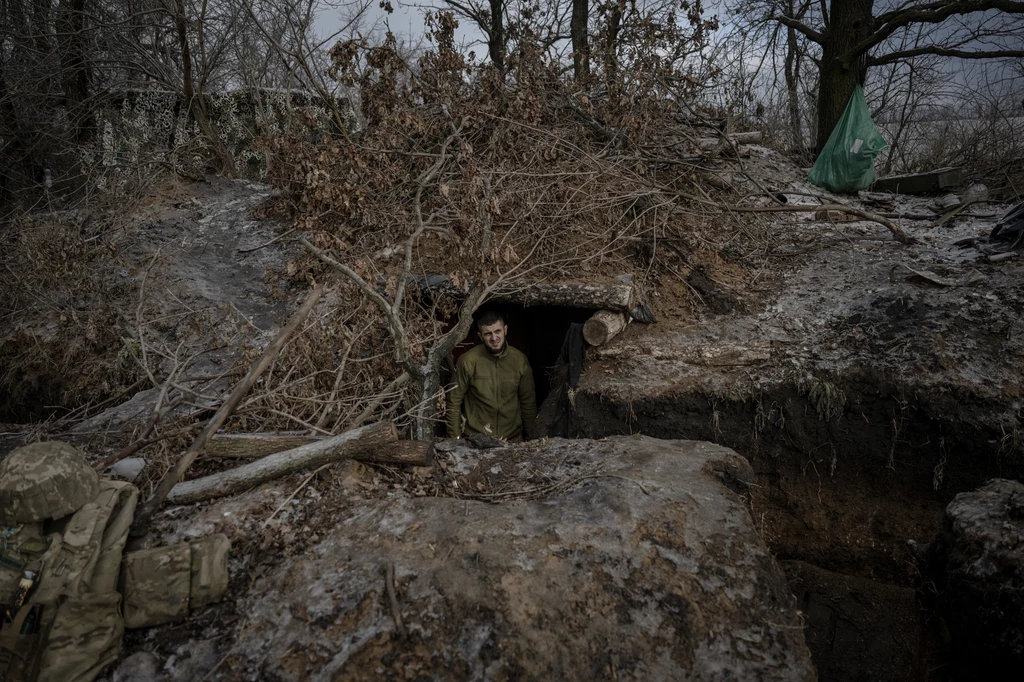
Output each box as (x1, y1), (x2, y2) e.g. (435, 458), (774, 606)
(475, 310), (505, 331)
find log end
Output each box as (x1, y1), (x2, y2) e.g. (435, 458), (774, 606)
(583, 310), (628, 347)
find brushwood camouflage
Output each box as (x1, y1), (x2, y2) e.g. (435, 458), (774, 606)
(0, 442), (100, 525)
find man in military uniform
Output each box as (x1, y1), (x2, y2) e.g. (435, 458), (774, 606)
(446, 311), (537, 441)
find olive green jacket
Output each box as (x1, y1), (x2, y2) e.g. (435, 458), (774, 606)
(446, 344), (537, 440)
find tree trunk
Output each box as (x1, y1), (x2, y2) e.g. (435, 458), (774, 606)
(207, 433), (433, 465)
(166, 421), (399, 504)
(59, 0), (94, 143)
(571, 0), (590, 81)
(784, 25), (803, 152)
(815, 0), (875, 152)
(603, 0), (624, 91)
(697, 131), (763, 149)
(360, 440), (434, 466)
(31, 0), (51, 54)
(0, 62), (22, 200)
(206, 433), (320, 458)
(170, 0), (236, 176)
(488, 0), (506, 74)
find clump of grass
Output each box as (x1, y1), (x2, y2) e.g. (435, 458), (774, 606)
(808, 378), (846, 421)
(753, 398), (784, 439)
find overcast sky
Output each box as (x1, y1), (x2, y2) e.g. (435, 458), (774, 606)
(314, 1), (488, 53)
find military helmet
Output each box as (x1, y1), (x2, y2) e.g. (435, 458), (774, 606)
(0, 441), (100, 524)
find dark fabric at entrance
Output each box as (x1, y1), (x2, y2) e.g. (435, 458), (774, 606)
(534, 323), (585, 438)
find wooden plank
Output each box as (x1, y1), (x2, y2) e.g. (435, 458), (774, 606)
(871, 168), (962, 195)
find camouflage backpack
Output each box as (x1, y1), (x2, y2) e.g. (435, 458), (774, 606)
(1, 442), (231, 682)
(1, 442), (138, 682)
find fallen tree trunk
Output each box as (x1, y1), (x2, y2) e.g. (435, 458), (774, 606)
(697, 131), (762, 149)
(362, 440), (434, 466)
(206, 432), (319, 458)
(582, 310), (628, 346)
(167, 420), (399, 504)
(207, 433), (433, 466)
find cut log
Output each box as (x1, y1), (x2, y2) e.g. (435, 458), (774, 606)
(206, 433), (320, 458)
(583, 310), (628, 346)
(428, 280), (634, 312)
(360, 440), (434, 466)
(206, 433), (433, 466)
(697, 131), (762, 149)
(166, 420), (398, 504)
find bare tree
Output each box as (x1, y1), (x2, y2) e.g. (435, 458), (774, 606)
(775, 0), (1024, 150)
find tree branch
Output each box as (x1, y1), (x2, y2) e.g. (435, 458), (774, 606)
(852, 0), (1024, 62)
(299, 236), (421, 378)
(394, 131), (458, 315)
(868, 46), (1024, 66)
(776, 15), (825, 44)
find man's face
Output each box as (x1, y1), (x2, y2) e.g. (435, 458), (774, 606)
(478, 320), (507, 353)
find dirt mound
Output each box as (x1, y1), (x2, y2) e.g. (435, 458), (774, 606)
(127, 437), (813, 681)
(0, 177), (299, 424)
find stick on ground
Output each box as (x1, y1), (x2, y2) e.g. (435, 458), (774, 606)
(386, 560), (406, 637)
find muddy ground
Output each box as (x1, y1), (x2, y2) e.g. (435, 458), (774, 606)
(2, 146), (1022, 681)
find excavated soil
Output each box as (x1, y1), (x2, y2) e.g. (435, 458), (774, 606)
(571, 154), (1024, 680)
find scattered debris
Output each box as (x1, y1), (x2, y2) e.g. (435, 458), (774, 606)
(107, 457), (146, 482)
(131, 286), (323, 535)
(165, 420), (398, 505)
(991, 201), (1024, 249)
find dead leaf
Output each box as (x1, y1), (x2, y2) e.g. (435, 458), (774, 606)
(290, 603), (310, 622)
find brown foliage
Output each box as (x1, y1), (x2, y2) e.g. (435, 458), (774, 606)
(244, 9), (752, 436)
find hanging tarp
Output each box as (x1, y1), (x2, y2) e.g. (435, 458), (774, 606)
(808, 85), (887, 193)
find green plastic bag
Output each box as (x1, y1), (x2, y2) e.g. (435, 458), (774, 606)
(808, 85), (886, 193)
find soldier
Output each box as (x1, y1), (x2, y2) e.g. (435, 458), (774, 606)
(446, 311), (537, 441)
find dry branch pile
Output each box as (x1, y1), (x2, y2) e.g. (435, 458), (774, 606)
(237, 11), (774, 438)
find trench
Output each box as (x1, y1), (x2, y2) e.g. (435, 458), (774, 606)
(568, 371), (1021, 682)
(457, 305), (995, 679)
(4, 295), (1017, 679)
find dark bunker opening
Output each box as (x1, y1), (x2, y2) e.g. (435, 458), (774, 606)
(447, 304), (594, 431)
